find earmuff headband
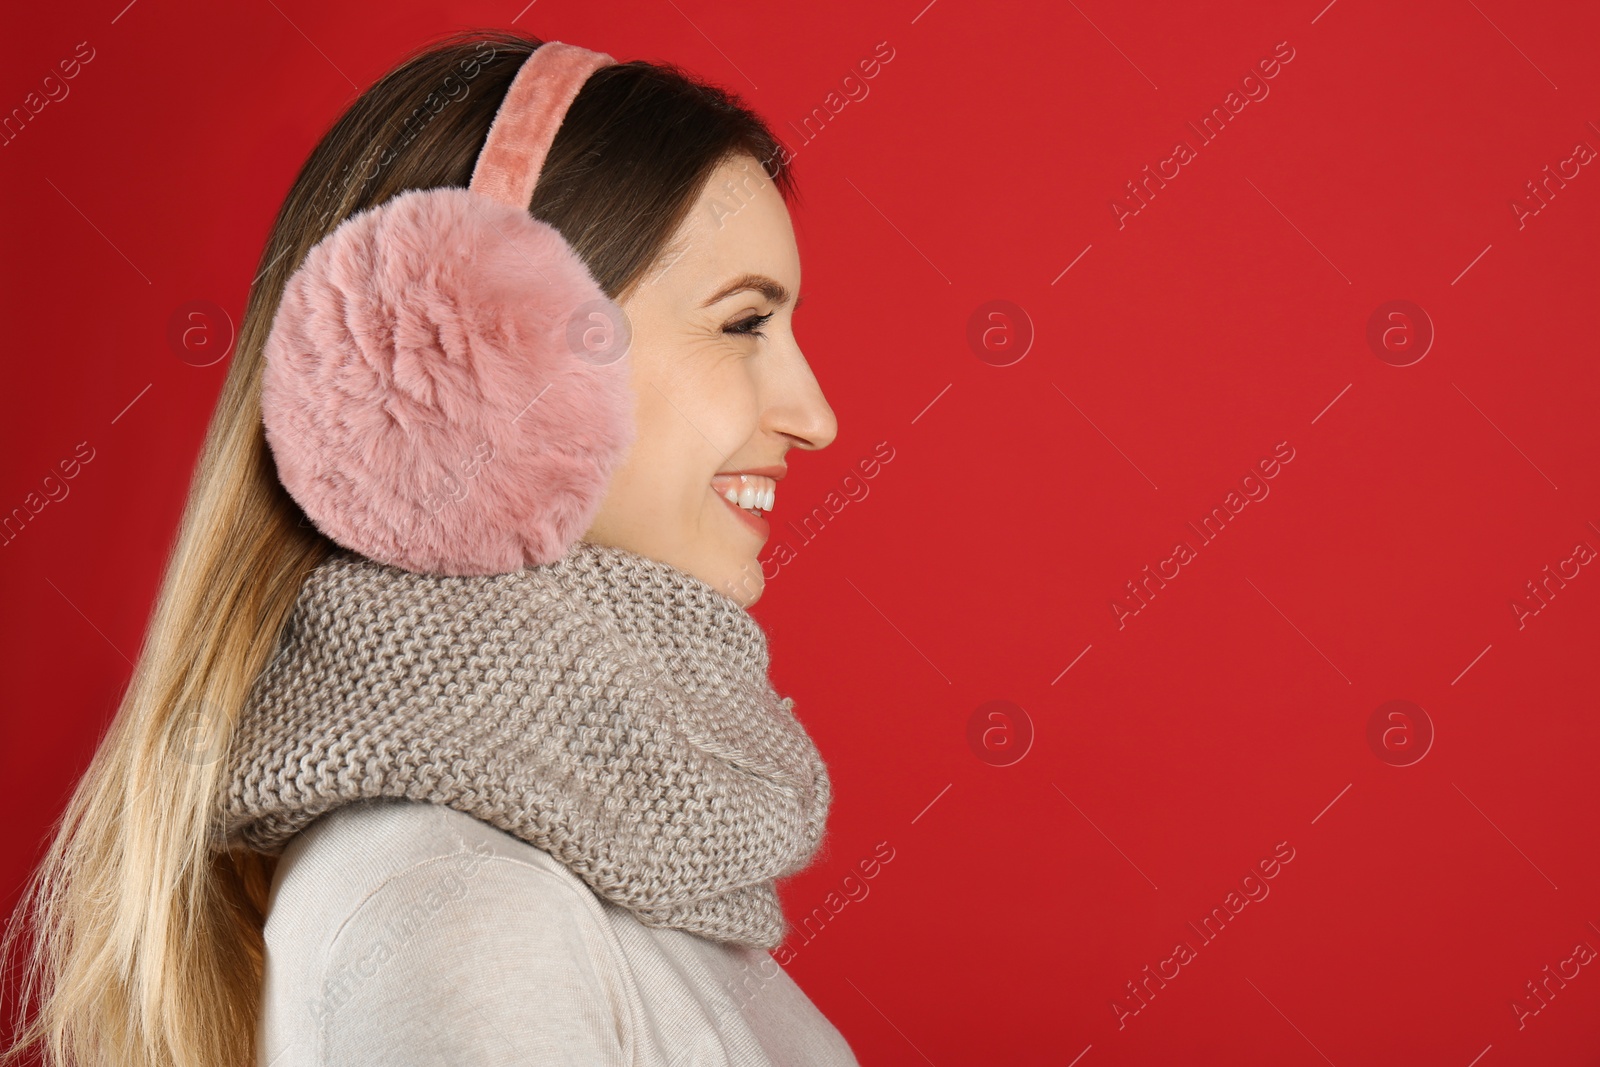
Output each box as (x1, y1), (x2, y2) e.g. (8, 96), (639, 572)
(260, 38), (638, 578)
(470, 42), (615, 209)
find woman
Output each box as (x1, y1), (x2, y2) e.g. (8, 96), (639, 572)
(2, 29), (855, 1067)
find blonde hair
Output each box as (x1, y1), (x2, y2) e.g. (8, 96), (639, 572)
(0, 28), (798, 1067)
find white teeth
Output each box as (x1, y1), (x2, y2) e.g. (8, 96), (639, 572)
(715, 474), (777, 514)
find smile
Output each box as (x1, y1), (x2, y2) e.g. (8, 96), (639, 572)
(710, 473), (776, 516)
(710, 474), (775, 542)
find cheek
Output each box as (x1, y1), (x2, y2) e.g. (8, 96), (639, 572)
(623, 343), (763, 521)
(630, 393), (705, 498)
(688, 364), (763, 449)
(621, 382), (726, 513)
(655, 353), (763, 456)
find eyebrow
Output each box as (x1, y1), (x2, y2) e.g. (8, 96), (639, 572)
(699, 272), (805, 311)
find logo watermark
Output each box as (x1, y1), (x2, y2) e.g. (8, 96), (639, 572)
(966, 699), (1034, 767)
(1365, 300), (1433, 367)
(168, 299), (236, 367)
(966, 300), (1033, 367)
(1366, 699), (1433, 767)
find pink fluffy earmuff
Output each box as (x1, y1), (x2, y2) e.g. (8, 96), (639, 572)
(260, 41), (636, 576)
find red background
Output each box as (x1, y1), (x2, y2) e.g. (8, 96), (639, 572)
(4, 0), (1598, 1063)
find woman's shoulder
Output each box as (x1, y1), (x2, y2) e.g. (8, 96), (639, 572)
(264, 797), (616, 950)
(260, 798), (639, 1066)
(258, 798), (863, 1067)
(269, 796), (597, 908)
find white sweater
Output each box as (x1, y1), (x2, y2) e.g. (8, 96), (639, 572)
(257, 798), (862, 1066)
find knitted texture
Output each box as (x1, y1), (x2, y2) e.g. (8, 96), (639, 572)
(221, 538), (832, 949)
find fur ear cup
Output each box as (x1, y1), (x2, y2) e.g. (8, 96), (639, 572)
(261, 186), (636, 576)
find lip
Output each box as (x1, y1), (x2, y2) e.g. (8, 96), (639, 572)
(712, 484), (771, 542)
(712, 464), (787, 480)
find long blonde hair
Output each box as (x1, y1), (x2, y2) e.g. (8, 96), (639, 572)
(0, 28), (796, 1067)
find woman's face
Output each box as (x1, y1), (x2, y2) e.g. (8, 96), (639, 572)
(582, 154), (837, 607)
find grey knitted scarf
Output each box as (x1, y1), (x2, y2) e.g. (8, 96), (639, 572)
(221, 538), (833, 950)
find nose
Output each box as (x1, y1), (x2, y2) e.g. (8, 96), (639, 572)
(769, 345), (838, 452)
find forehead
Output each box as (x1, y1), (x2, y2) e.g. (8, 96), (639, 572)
(661, 155), (798, 294)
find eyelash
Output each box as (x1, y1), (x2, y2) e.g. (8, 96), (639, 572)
(725, 311), (775, 339)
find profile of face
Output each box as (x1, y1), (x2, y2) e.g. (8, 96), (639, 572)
(583, 154), (838, 606)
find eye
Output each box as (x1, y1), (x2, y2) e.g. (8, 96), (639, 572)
(725, 311), (774, 339)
